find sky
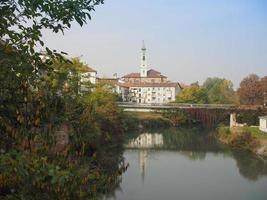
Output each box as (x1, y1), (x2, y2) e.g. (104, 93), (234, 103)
(42, 0), (267, 87)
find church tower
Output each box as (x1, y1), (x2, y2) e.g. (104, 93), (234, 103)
(140, 41), (147, 77)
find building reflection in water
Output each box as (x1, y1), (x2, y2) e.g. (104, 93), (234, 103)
(127, 133), (164, 182)
(127, 133), (164, 148)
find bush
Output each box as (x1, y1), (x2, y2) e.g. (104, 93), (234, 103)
(216, 127), (260, 153)
(230, 131), (259, 152)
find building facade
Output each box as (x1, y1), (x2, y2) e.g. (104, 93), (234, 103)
(80, 68), (97, 84)
(118, 42), (181, 103)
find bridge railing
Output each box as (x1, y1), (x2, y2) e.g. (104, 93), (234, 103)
(116, 102), (236, 109)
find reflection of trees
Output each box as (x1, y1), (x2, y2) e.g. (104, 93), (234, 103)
(126, 128), (230, 162)
(232, 151), (267, 181)
(101, 178), (123, 200)
(125, 128), (267, 181)
(162, 128), (224, 153)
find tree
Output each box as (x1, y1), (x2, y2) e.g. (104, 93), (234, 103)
(1, 0), (104, 56)
(237, 74), (263, 105)
(261, 76), (267, 106)
(203, 77), (237, 104)
(260, 76), (267, 93)
(176, 85), (208, 104)
(0, 0), (104, 149)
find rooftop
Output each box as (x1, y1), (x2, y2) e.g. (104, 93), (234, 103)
(122, 69), (167, 78)
(118, 82), (180, 88)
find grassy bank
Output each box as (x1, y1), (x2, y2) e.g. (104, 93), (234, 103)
(217, 126), (267, 156)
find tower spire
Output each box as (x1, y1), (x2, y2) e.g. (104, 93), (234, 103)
(142, 40), (146, 50)
(140, 41), (147, 77)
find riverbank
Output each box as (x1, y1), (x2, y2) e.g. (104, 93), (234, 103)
(217, 126), (267, 157)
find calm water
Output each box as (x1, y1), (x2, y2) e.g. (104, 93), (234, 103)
(104, 128), (267, 200)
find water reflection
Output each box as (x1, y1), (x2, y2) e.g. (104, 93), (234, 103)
(127, 133), (163, 148)
(125, 128), (267, 181)
(232, 151), (267, 181)
(104, 128), (267, 200)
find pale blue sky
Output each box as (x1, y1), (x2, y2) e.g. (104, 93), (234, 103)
(42, 0), (267, 87)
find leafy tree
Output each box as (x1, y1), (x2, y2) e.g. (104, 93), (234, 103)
(1, 0), (103, 56)
(237, 74), (263, 105)
(177, 77), (238, 104)
(203, 77), (237, 104)
(176, 85), (208, 104)
(0, 2), (130, 198)
(261, 76), (267, 100)
(0, 0), (104, 149)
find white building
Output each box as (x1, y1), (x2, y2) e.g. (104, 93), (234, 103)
(80, 67), (97, 84)
(118, 42), (181, 103)
(259, 116), (267, 133)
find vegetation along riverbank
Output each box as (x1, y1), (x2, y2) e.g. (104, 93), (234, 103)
(217, 126), (267, 157)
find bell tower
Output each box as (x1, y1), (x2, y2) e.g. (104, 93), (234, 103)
(140, 41), (147, 77)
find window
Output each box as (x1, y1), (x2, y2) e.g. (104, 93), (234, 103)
(139, 88), (141, 92)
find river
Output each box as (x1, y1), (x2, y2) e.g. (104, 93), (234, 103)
(103, 128), (267, 200)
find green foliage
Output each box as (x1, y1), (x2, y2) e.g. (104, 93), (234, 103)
(0, 0), (104, 151)
(0, 1), (128, 199)
(163, 110), (194, 126)
(121, 112), (139, 131)
(203, 77), (238, 104)
(236, 111), (262, 126)
(0, 57), (126, 198)
(161, 128), (222, 154)
(0, 150), (125, 199)
(232, 151), (267, 181)
(176, 77), (238, 104)
(1, 0), (103, 57)
(217, 126), (260, 153)
(176, 85), (208, 104)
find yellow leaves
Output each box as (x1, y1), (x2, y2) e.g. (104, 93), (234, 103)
(0, 174), (19, 187)
(34, 118), (40, 126)
(92, 184), (97, 194)
(63, 82), (70, 92)
(16, 115), (24, 123)
(79, 189), (86, 198)
(52, 79), (58, 88)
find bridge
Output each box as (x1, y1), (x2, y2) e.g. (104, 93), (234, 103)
(117, 102), (264, 111)
(117, 102), (267, 128)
